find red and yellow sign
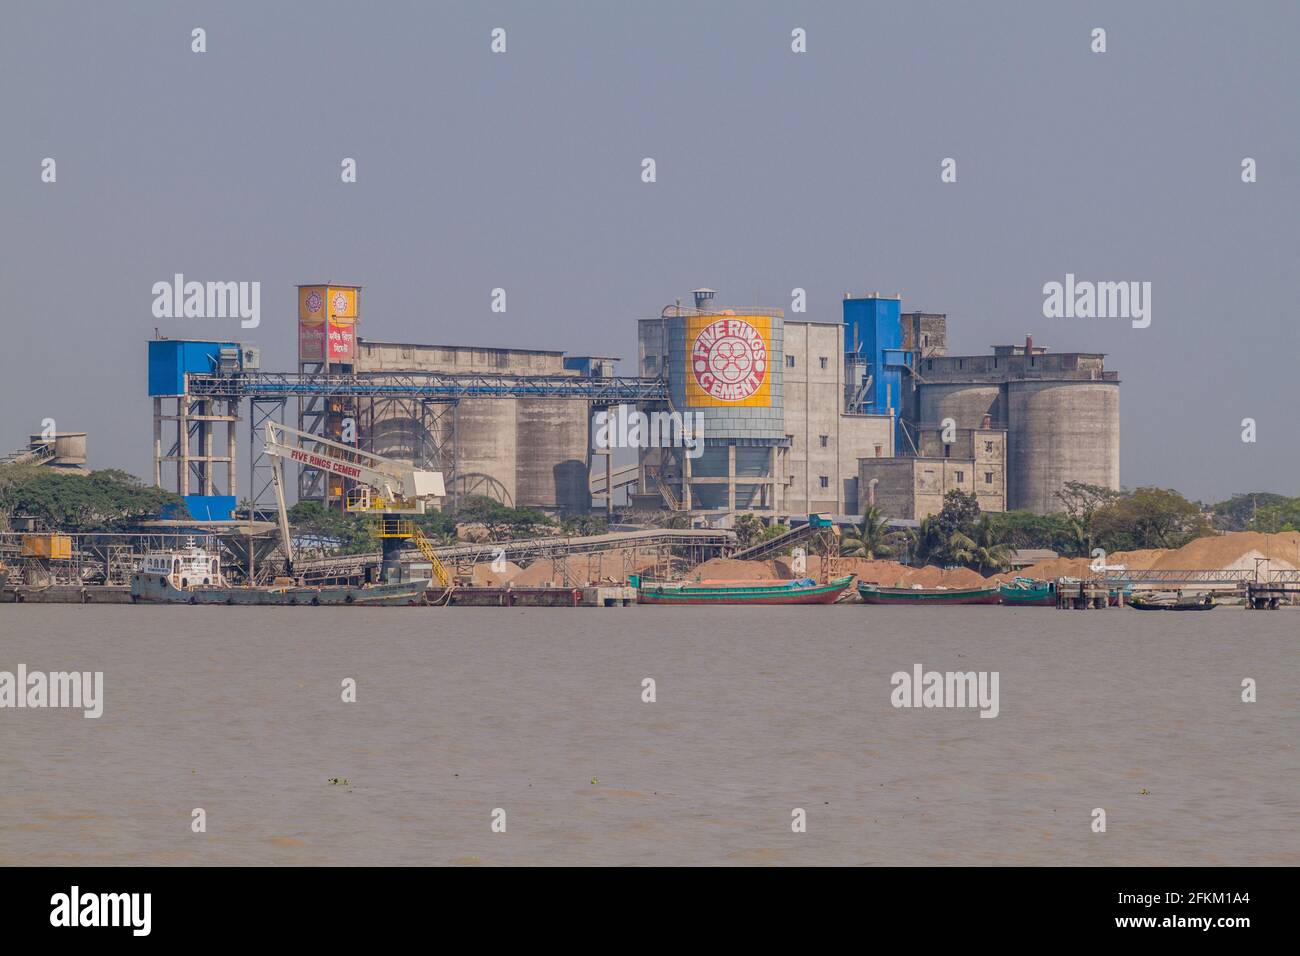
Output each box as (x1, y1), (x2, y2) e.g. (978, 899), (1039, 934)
(299, 285), (359, 362)
(685, 314), (772, 407)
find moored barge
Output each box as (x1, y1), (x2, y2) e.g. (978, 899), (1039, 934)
(630, 574), (852, 605)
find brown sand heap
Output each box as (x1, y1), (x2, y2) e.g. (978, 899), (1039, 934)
(510, 547), (663, 587)
(773, 555), (996, 589)
(1011, 531), (1300, 581)
(467, 560), (522, 587)
(1149, 530), (1300, 572)
(689, 556), (784, 582)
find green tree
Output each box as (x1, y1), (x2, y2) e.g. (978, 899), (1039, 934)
(1092, 487), (1212, 551)
(0, 465), (182, 532)
(1209, 492), (1291, 531)
(453, 496), (555, 540)
(968, 514), (1014, 574)
(935, 490), (980, 545)
(841, 505), (896, 559)
(732, 513), (766, 549)
(1054, 481), (1121, 555)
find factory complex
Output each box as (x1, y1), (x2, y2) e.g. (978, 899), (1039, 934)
(142, 283), (1121, 527)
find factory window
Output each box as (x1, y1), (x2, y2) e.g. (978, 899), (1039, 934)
(984, 441), (994, 454)
(786, 355), (796, 368)
(819, 435), (828, 448)
(819, 476), (829, 489)
(984, 472), (994, 485)
(874, 444), (883, 458)
(926, 359), (933, 371)
(819, 357), (828, 369)
(955, 470), (965, 483)
(922, 334), (929, 347)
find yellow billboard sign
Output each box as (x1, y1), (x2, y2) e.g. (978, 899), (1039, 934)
(299, 285), (359, 362)
(684, 314), (772, 407)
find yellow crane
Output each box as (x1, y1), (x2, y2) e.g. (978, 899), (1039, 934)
(262, 422), (452, 591)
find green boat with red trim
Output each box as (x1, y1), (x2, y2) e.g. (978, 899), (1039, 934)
(630, 574), (853, 605)
(857, 582), (1002, 605)
(997, 577), (1057, 606)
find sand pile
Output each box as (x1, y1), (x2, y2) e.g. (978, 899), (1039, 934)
(689, 557), (784, 582)
(1149, 531), (1300, 572)
(1014, 556), (1098, 580)
(510, 548), (662, 587)
(1108, 549), (1164, 570)
(467, 561), (522, 587)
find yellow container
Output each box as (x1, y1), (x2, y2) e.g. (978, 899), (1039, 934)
(21, 534), (73, 559)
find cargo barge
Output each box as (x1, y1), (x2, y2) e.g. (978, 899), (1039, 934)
(857, 582), (1001, 605)
(630, 574), (852, 605)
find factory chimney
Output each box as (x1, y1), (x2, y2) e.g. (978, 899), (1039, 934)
(692, 288), (717, 313)
(1025, 333), (1033, 355)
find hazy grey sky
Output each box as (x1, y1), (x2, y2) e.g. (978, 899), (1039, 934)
(2, 1), (1297, 502)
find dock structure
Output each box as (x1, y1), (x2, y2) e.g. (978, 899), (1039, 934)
(1056, 579), (1111, 609)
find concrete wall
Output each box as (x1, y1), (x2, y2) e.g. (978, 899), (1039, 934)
(857, 459), (917, 521)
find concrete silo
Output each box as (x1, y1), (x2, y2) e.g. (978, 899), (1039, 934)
(917, 383), (1004, 430)
(638, 290), (787, 516)
(515, 397), (590, 513)
(1006, 379), (1120, 513)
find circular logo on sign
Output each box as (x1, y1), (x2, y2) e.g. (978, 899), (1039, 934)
(691, 318), (767, 402)
(305, 290), (322, 314)
(332, 291), (349, 315)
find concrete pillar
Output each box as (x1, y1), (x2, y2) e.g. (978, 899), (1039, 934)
(177, 396), (189, 496)
(202, 400), (214, 495)
(227, 399), (237, 499)
(153, 397), (162, 487)
(683, 446), (692, 511)
(727, 444), (736, 513)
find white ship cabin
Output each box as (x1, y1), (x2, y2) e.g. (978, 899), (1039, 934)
(139, 539), (224, 588)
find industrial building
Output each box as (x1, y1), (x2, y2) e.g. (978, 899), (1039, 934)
(144, 281), (1120, 525)
(355, 340), (606, 512)
(902, 334), (1120, 514)
(636, 290), (895, 518)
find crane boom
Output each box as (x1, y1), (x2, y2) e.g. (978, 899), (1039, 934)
(262, 422), (445, 511)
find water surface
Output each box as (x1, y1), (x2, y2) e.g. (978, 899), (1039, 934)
(1, 605), (1295, 865)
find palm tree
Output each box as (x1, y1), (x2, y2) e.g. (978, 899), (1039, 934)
(905, 515), (942, 566)
(968, 515), (1014, 574)
(842, 505), (896, 559)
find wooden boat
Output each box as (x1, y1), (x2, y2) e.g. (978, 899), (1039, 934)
(1128, 592), (1216, 611)
(857, 582), (1001, 605)
(630, 574), (852, 605)
(998, 577), (1055, 606)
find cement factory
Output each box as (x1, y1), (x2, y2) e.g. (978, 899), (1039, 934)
(142, 282), (1121, 528)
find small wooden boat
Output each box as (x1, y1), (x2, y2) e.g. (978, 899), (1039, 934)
(857, 582), (1001, 605)
(630, 574), (852, 605)
(1128, 592), (1216, 611)
(998, 577), (1055, 606)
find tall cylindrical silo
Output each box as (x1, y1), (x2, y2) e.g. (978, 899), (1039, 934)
(1006, 380), (1120, 513)
(452, 398), (519, 507)
(515, 397), (590, 514)
(917, 383), (1004, 429)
